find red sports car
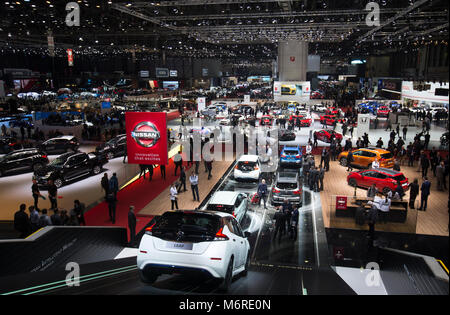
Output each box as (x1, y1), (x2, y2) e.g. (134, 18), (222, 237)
(347, 168), (409, 195)
(289, 115), (312, 127)
(311, 91), (324, 99)
(377, 106), (390, 117)
(319, 115), (344, 126)
(259, 115), (273, 126)
(325, 107), (340, 115)
(314, 130), (343, 143)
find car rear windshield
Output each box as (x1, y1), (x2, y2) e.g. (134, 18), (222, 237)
(394, 174), (406, 181)
(276, 182), (298, 190)
(284, 150), (299, 155)
(381, 153), (393, 159)
(238, 161), (257, 171)
(152, 212), (221, 243)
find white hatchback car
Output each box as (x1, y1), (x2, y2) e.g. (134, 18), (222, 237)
(206, 191), (248, 224)
(234, 155), (261, 181)
(137, 210), (251, 291)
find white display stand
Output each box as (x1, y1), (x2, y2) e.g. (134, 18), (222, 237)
(357, 114), (371, 139)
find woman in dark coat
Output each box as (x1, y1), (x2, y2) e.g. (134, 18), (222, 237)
(409, 178), (420, 209)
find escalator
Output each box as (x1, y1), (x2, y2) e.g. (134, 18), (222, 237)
(377, 248), (449, 295)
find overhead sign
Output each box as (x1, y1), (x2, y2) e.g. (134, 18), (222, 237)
(67, 49), (74, 67)
(155, 68), (169, 78)
(126, 112), (168, 165)
(140, 71), (150, 78)
(170, 70), (178, 77)
(197, 97), (206, 112)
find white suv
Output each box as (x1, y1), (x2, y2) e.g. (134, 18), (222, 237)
(234, 155), (261, 181)
(137, 210), (251, 292)
(206, 191), (248, 224)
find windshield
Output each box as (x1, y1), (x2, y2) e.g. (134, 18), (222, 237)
(49, 156), (67, 166)
(284, 150), (299, 155)
(276, 182), (298, 190)
(237, 161), (257, 171)
(381, 153), (393, 159)
(152, 212), (221, 242)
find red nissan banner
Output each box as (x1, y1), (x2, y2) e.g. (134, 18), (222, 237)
(336, 196), (348, 210)
(67, 49), (74, 66)
(125, 112), (168, 165)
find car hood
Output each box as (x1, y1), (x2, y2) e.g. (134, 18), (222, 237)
(34, 164), (61, 176)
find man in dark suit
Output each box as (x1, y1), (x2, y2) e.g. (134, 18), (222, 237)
(128, 206), (137, 247)
(418, 177), (431, 211)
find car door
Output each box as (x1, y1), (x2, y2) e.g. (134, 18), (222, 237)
(74, 153), (90, 176)
(55, 139), (68, 153)
(43, 139), (56, 154)
(224, 218), (240, 272)
(116, 137), (127, 156)
(231, 218), (246, 268)
(361, 171), (377, 188)
(351, 150), (363, 167)
(63, 157), (79, 180)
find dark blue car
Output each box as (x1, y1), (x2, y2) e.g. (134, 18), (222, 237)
(280, 145), (302, 168)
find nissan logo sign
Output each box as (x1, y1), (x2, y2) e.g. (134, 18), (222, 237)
(131, 121), (160, 148)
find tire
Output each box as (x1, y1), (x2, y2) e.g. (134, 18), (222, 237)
(0, 168), (4, 177)
(219, 257), (234, 292)
(54, 178), (63, 188)
(92, 165), (101, 175)
(139, 270), (158, 284)
(106, 152), (114, 160)
(340, 158), (348, 167)
(242, 251), (250, 277)
(32, 163), (43, 172)
(348, 178), (357, 187)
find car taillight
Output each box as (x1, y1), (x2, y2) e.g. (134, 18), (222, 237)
(145, 223), (156, 236)
(42, 155), (48, 159)
(281, 154), (286, 158)
(293, 189), (302, 195)
(235, 165), (239, 169)
(295, 155), (300, 158)
(214, 227), (229, 241)
(254, 166), (259, 170)
(272, 187), (280, 193)
(232, 211), (236, 218)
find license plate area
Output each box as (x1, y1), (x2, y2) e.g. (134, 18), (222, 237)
(165, 242), (193, 250)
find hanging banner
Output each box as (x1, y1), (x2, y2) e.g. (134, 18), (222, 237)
(197, 97), (206, 112)
(126, 112), (168, 165)
(67, 49), (74, 66)
(47, 35), (55, 57)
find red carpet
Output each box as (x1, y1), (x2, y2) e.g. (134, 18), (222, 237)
(84, 155), (191, 242)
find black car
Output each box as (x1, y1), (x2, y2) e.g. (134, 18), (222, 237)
(271, 169), (303, 207)
(0, 136), (21, 154)
(278, 129), (296, 141)
(95, 134), (127, 160)
(0, 148), (49, 177)
(37, 136), (80, 155)
(34, 151), (108, 188)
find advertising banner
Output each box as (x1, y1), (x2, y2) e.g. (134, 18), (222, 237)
(244, 95), (250, 104)
(197, 97), (206, 112)
(356, 114), (371, 139)
(67, 49), (74, 67)
(273, 81), (311, 102)
(125, 112), (168, 165)
(336, 196), (348, 210)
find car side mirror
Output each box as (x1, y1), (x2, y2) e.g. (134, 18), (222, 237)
(244, 231), (251, 238)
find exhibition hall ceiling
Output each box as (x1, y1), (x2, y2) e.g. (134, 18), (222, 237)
(0, 0), (448, 60)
